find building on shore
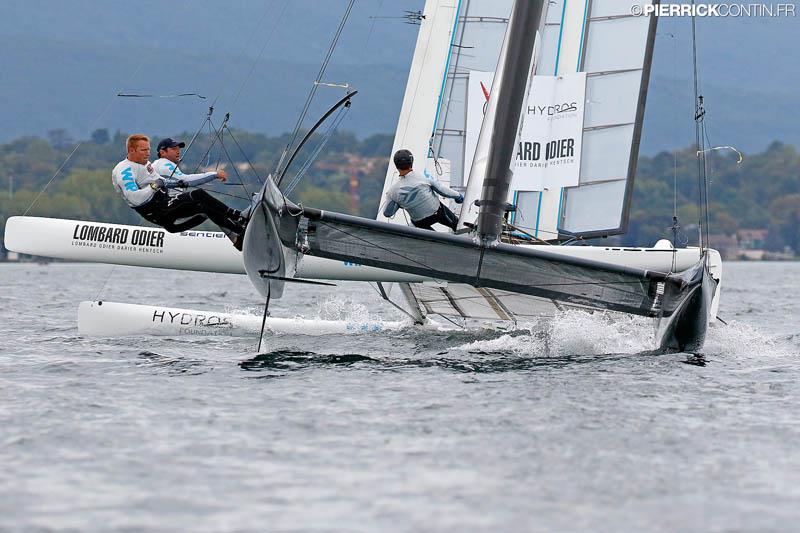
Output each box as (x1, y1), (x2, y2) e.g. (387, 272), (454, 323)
(709, 229), (795, 261)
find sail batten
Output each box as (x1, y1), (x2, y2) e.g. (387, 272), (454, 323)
(556, 0), (660, 237)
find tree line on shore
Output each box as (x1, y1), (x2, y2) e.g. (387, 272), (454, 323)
(0, 129), (797, 253)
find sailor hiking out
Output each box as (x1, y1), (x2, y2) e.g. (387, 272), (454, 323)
(382, 149), (464, 231)
(112, 134), (246, 250)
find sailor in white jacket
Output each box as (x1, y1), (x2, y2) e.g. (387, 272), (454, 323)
(382, 149), (464, 231)
(112, 134), (245, 248)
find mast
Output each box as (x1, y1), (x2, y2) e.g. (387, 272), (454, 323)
(476, 0), (546, 243)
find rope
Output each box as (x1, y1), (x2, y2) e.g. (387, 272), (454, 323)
(93, 264), (118, 302)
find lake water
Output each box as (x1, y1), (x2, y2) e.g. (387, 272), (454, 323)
(1, 261), (798, 531)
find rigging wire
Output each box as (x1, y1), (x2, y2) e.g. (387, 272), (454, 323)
(282, 105), (350, 196)
(206, 117), (254, 201)
(23, 0), (298, 219)
(227, 0), (291, 109)
(363, 0), (386, 51)
(22, 52), (156, 216)
(366, 282), (425, 324)
(275, 0), (356, 177)
(189, 113), (231, 175)
(276, 90), (357, 187)
(224, 127), (265, 186)
(166, 108), (217, 181)
(205, 0), (289, 110)
(666, 29), (681, 272)
(93, 265), (118, 302)
(690, 0), (711, 255)
(151, 0), (291, 203)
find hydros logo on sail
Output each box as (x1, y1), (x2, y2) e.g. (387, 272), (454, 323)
(526, 101), (580, 118)
(71, 223), (165, 253)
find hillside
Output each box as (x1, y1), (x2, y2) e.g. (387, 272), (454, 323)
(0, 1), (797, 153)
(1, 131), (797, 256)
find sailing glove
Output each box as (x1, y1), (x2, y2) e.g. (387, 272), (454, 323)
(455, 194), (465, 204)
(149, 178), (166, 190)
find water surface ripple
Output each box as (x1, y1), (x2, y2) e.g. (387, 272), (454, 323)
(1, 262), (798, 531)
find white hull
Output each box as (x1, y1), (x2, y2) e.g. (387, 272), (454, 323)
(4, 216), (426, 282)
(77, 301), (404, 337)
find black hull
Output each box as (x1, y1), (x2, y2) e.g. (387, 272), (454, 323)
(656, 259), (718, 353)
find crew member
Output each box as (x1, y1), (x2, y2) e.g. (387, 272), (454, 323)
(382, 149), (464, 231)
(112, 134), (245, 249)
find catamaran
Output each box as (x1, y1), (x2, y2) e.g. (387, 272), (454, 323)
(4, 0), (722, 352)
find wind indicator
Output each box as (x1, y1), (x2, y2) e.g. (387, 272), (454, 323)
(697, 146), (744, 164)
(369, 10), (426, 25)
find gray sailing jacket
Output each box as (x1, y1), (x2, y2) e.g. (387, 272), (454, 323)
(382, 170), (461, 221)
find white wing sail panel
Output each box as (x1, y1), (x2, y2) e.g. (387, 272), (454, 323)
(431, 0), (514, 191)
(456, 0), (658, 239)
(377, 0), (461, 223)
(554, 0), (659, 238)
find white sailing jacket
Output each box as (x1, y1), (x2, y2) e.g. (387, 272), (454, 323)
(152, 158), (218, 187)
(111, 159), (165, 207)
(383, 170), (461, 221)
